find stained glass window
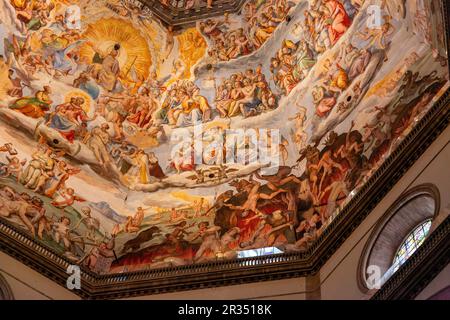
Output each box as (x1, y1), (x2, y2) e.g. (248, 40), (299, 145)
(392, 219), (432, 272)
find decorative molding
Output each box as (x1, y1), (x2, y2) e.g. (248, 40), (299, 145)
(0, 1), (449, 299)
(137, 0), (248, 27)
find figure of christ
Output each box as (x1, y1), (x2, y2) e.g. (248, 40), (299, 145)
(97, 44), (121, 92)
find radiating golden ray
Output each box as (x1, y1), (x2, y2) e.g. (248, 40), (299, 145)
(137, 20), (169, 76)
(176, 28), (207, 79)
(78, 18), (152, 80)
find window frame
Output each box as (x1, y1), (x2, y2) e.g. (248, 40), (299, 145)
(358, 184), (441, 293)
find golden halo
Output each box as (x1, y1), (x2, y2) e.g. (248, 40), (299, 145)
(78, 18), (152, 81)
(64, 90), (92, 113)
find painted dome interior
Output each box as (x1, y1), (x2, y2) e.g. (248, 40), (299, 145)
(0, 0), (448, 276)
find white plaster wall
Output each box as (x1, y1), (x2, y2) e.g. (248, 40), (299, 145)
(415, 264), (450, 300)
(0, 251), (79, 300)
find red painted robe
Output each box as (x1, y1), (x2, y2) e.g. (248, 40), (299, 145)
(325, 0), (351, 46)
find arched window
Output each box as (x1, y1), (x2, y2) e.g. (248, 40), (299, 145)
(358, 184), (441, 292)
(391, 219), (432, 273)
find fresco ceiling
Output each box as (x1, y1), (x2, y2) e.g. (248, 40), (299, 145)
(135, 0), (248, 26)
(0, 0), (448, 276)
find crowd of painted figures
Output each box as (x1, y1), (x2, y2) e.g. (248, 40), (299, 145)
(0, 141), (117, 269)
(270, 0), (360, 95)
(112, 69), (447, 269)
(0, 0), (447, 272)
(200, 0), (296, 61)
(214, 65), (277, 118)
(2, 0), (300, 192)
